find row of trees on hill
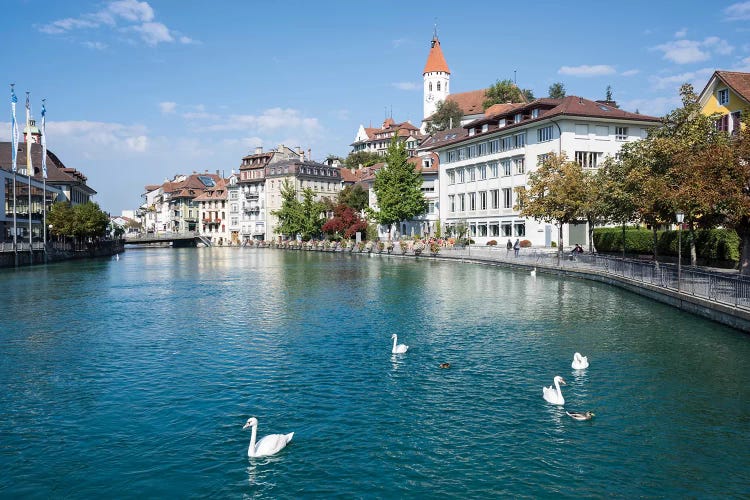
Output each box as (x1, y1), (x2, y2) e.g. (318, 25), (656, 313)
(273, 136), (427, 242)
(516, 83), (750, 274)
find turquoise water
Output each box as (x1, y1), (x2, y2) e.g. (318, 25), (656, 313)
(1, 248), (749, 498)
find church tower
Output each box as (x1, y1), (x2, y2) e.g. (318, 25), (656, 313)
(423, 30), (451, 122)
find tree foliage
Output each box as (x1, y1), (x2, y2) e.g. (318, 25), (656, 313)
(322, 203), (368, 239)
(271, 180), (326, 240)
(338, 184), (369, 212)
(427, 99), (463, 133)
(548, 82), (566, 99)
(343, 150), (381, 170)
(483, 79), (532, 109)
(48, 201), (109, 240)
(368, 136), (427, 238)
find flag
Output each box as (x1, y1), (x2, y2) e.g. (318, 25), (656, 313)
(41, 101), (47, 179)
(25, 92), (32, 176)
(10, 86), (18, 173)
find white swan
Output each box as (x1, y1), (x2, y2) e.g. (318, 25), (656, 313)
(530, 267), (536, 277)
(572, 352), (589, 370)
(242, 417), (293, 458)
(391, 333), (408, 354)
(543, 376), (566, 405)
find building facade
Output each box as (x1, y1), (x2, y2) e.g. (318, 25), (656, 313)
(429, 96), (660, 247)
(699, 70), (749, 134)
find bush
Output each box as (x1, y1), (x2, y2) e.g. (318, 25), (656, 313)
(550, 241), (557, 248)
(487, 240), (498, 246)
(520, 239), (532, 248)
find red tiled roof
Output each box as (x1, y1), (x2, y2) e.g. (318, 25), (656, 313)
(715, 71), (750, 103)
(0, 142), (96, 193)
(446, 89), (487, 116)
(423, 36), (450, 75)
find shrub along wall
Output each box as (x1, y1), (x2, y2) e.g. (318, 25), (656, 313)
(592, 227), (739, 265)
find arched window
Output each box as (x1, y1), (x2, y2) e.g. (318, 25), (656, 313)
(429, 83), (433, 92)
(437, 82), (441, 91)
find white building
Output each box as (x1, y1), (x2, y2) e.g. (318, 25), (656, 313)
(428, 96), (660, 247)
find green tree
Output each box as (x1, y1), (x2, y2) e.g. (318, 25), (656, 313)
(298, 188), (326, 240)
(338, 184), (369, 212)
(343, 150), (381, 170)
(427, 99), (463, 133)
(272, 180), (303, 238)
(483, 79), (531, 109)
(368, 136), (427, 239)
(48, 201), (75, 239)
(548, 82), (566, 99)
(515, 154), (587, 262)
(72, 202), (110, 239)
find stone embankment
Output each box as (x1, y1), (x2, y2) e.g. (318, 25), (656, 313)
(0, 240), (124, 268)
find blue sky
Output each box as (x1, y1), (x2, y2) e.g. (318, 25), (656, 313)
(2, 0), (750, 214)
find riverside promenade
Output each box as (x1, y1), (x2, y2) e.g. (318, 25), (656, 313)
(269, 242), (750, 332)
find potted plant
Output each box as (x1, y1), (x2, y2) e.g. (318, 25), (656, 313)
(413, 240), (425, 256)
(430, 242), (440, 256)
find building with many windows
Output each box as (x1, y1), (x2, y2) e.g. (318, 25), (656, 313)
(428, 96), (660, 247)
(351, 118), (424, 158)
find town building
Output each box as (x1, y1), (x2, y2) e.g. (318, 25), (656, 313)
(427, 96), (660, 247)
(194, 176), (230, 245)
(351, 118), (424, 158)
(698, 70), (749, 134)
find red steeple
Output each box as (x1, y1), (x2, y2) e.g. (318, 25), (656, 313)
(422, 35), (450, 75)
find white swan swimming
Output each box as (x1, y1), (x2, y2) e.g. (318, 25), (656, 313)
(543, 376), (566, 405)
(391, 333), (409, 354)
(530, 267), (536, 277)
(242, 417), (294, 458)
(572, 352), (589, 370)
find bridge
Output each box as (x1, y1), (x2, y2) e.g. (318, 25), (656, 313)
(124, 231), (212, 247)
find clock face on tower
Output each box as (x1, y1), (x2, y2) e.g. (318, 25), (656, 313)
(426, 93), (434, 102)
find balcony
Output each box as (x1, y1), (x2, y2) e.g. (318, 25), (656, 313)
(202, 218), (221, 225)
(245, 191), (260, 200)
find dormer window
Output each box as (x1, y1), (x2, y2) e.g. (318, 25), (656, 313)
(469, 129), (475, 136)
(531, 108), (539, 119)
(514, 113), (522, 123)
(482, 124), (489, 132)
(718, 88), (729, 106)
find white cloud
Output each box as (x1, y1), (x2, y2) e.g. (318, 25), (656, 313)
(125, 135), (148, 152)
(392, 82), (420, 90)
(159, 101), (176, 114)
(621, 69), (640, 77)
(674, 28), (687, 38)
(652, 37), (733, 64)
(83, 41), (108, 50)
(724, 1), (750, 21)
(45, 120), (149, 153)
(558, 65), (616, 77)
(649, 68), (714, 90)
(38, 0), (190, 47)
(733, 56), (750, 72)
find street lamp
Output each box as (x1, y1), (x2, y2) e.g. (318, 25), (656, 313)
(676, 212), (684, 292)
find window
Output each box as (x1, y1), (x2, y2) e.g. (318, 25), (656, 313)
(478, 223), (488, 237)
(489, 162), (498, 178)
(469, 192), (476, 211)
(479, 165), (487, 179)
(615, 126), (628, 141)
(595, 125), (609, 140)
(718, 88), (729, 106)
(575, 124), (589, 138)
(715, 114), (729, 132)
(531, 108), (539, 119)
(514, 113), (523, 123)
(514, 157), (525, 174)
(230, 191), (238, 200)
(449, 195), (455, 213)
(468, 145), (476, 158)
(429, 82), (433, 92)
(502, 188), (512, 208)
(514, 133), (525, 148)
(491, 189), (499, 209)
(575, 151), (601, 169)
(538, 125), (553, 142)
(502, 137), (513, 151)
(731, 111), (742, 134)
(501, 159), (512, 176)
(490, 222), (499, 237)
(458, 148), (466, 161)
(478, 142), (488, 156)
(458, 194), (465, 211)
(448, 170), (455, 184)
(457, 168), (465, 183)
(469, 167), (476, 181)
(514, 222), (526, 237)
(537, 153), (550, 166)
(501, 222), (512, 237)
(489, 139), (499, 153)
(447, 150), (457, 163)
(437, 82), (441, 91)
(479, 191), (487, 210)
(428, 202), (435, 214)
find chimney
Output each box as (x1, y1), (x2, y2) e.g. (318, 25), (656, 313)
(278, 143), (284, 153)
(255, 146), (262, 154)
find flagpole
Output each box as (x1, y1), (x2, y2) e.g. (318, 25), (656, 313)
(10, 84), (18, 267)
(41, 99), (47, 260)
(25, 91), (33, 263)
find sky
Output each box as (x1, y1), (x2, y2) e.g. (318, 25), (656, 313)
(2, 0), (750, 214)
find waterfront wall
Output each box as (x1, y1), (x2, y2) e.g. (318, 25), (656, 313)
(0, 240), (124, 268)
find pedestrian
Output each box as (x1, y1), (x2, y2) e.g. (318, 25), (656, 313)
(513, 238), (520, 257)
(506, 239), (513, 255)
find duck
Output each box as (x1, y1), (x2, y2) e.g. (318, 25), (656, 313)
(542, 376), (566, 405)
(566, 411), (595, 421)
(571, 352), (589, 370)
(439, 362), (451, 369)
(391, 334), (408, 354)
(242, 417), (294, 458)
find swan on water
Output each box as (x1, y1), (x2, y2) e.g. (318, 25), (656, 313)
(571, 352), (589, 370)
(542, 376), (566, 405)
(566, 411), (595, 421)
(391, 334), (409, 354)
(530, 267), (536, 277)
(242, 417), (293, 458)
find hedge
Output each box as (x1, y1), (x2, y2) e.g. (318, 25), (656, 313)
(592, 227), (740, 263)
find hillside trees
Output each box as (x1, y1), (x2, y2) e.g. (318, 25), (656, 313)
(427, 99), (463, 133)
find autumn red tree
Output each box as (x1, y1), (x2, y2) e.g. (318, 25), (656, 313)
(322, 203), (368, 239)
